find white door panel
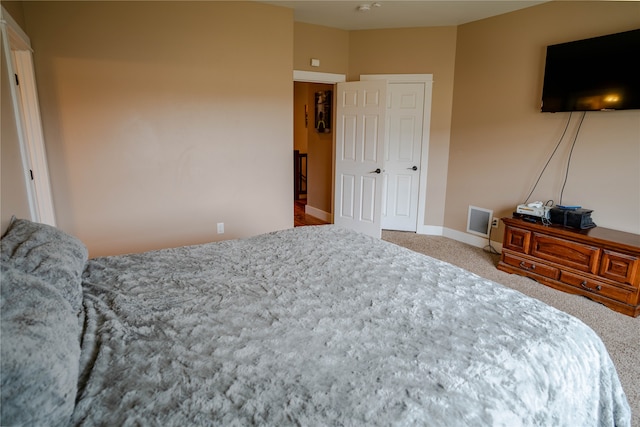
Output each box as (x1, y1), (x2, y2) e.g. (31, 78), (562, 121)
(338, 174), (355, 219)
(362, 115), (381, 162)
(334, 80), (387, 238)
(360, 175), (377, 223)
(340, 115), (357, 161)
(394, 174), (412, 216)
(381, 83), (424, 231)
(2, 9), (56, 226)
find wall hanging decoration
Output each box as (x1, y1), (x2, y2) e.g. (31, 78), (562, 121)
(315, 90), (331, 133)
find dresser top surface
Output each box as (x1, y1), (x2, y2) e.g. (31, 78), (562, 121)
(503, 217), (640, 251)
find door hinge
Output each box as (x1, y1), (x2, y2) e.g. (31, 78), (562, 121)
(15, 74), (19, 86)
(29, 169), (34, 180)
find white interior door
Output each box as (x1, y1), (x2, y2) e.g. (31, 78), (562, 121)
(1, 6), (56, 226)
(381, 83), (425, 231)
(334, 80), (387, 238)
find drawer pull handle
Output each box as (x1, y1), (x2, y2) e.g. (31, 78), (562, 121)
(519, 261), (535, 270)
(580, 281), (602, 292)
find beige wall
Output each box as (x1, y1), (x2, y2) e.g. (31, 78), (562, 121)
(349, 27), (458, 228)
(294, 22), (349, 74)
(1, 26), (31, 232)
(1, 1), (25, 29)
(447, 1), (640, 236)
(22, 1), (294, 256)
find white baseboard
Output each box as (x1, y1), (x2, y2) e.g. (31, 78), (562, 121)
(305, 205), (332, 223)
(416, 224), (444, 235)
(410, 224), (502, 253)
(442, 227), (503, 253)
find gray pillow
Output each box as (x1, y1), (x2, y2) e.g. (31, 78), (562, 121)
(0, 265), (81, 427)
(0, 218), (88, 314)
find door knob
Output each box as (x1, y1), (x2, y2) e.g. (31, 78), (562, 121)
(369, 168), (381, 174)
(407, 166), (418, 171)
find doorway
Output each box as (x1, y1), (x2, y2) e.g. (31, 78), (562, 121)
(292, 71), (346, 226)
(1, 6), (56, 226)
(293, 81), (333, 223)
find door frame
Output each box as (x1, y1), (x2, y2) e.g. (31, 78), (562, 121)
(360, 74), (433, 234)
(1, 6), (56, 226)
(293, 70), (346, 85)
(293, 70), (346, 222)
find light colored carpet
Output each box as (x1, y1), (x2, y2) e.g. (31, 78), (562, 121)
(382, 230), (639, 427)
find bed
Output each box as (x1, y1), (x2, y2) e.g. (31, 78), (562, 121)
(0, 218), (631, 426)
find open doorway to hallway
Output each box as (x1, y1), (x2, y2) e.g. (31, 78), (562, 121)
(293, 81), (333, 226)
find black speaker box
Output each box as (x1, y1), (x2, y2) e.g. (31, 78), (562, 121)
(549, 208), (596, 229)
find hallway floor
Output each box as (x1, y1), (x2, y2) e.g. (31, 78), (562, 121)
(294, 199), (328, 227)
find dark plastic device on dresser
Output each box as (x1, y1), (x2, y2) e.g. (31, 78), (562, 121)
(498, 217), (640, 317)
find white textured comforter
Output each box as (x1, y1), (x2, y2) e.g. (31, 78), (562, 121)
(73, 225), (630, 426)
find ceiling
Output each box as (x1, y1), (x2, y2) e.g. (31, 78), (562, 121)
(261, 0), (548, 31)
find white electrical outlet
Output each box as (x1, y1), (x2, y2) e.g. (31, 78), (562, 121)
(492, 218), (499, 228)
(217, 223), (224, 234)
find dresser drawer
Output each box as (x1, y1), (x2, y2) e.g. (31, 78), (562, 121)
(560, 271), (637, 305)
(600, 250), (640, 287)
(531, 233), (600, 274)
(502, 252), (559, 280)
(503, 226), (531, 254)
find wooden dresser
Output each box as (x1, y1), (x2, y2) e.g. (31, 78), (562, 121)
(497, 217), (640, 317)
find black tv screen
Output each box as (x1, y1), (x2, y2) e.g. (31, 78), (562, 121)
(541, 29), (640, 112)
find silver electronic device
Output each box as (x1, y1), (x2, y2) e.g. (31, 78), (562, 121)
(516, 202), (550, 219)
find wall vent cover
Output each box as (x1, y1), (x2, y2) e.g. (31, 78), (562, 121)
(467, 205), (493, 237)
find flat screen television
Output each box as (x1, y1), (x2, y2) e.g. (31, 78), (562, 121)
(541, 29), (640, 112)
